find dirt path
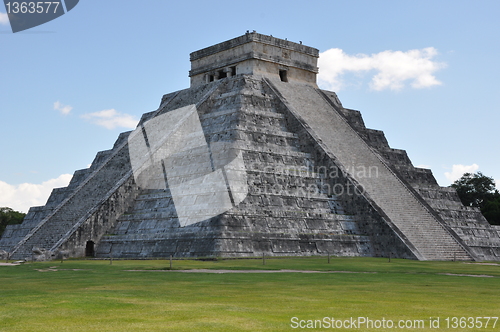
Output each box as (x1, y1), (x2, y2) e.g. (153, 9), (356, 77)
(127, 269), (376, 274)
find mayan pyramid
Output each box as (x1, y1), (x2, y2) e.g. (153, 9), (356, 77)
(2, 32), (500, 261)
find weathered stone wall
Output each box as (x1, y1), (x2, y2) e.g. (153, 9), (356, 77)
(494, 226), (500, 238)
(321, 90), (500, 261)
(190, 32), (318, 87)
(58, 174), (141, 257)
(418, 188), (500, 260)
(211, 77), (375, 257)
(0, 207), (49, 252)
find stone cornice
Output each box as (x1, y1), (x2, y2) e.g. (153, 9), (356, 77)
(190, 32), (319, 61)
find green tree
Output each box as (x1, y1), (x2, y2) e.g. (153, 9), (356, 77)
(451, 172), (498, 207)
(451, 172), (500, 225)
(482, 197), (500, 225)
(0, 207), (26, 237)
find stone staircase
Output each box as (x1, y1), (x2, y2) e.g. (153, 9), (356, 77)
(267, 79), (474, 261)
(9, 144), (133, 260)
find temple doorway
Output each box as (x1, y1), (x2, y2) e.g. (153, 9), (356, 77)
(85, 241), (95, 257)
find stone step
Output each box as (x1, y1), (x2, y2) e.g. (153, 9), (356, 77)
(203, 127), (298, 141)
(201, 105), (285, 120)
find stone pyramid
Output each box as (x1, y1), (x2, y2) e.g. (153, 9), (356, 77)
(2, 32), (500, 261)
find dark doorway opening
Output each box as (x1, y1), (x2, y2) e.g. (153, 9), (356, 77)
(279, 69), (288, 82)
(85, 241), (95, 257)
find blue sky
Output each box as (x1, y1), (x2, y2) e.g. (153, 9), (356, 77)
(1, 0), (499, 212)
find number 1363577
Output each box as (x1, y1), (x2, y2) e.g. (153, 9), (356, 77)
(5, 2), (61, 14)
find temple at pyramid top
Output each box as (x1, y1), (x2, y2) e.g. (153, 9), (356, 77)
(189, 31), (319, 87)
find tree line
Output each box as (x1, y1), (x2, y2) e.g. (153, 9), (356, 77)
(0, 207), (26, 237)
(452, 172), (500, 225)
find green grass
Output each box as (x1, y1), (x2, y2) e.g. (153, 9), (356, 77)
(1, 257), (500, 331)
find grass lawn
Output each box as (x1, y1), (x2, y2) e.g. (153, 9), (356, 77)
(1, 257), (499, 331)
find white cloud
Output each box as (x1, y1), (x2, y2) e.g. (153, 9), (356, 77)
(0, 12), (8, 25)
(81, 109), (138, 130)
(0, 174), (72, 213)
(318, 47), (446, 91)
(416, 164), (431, 169)
(444, 164), (479, 184)
(53, 101), (73, 115)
